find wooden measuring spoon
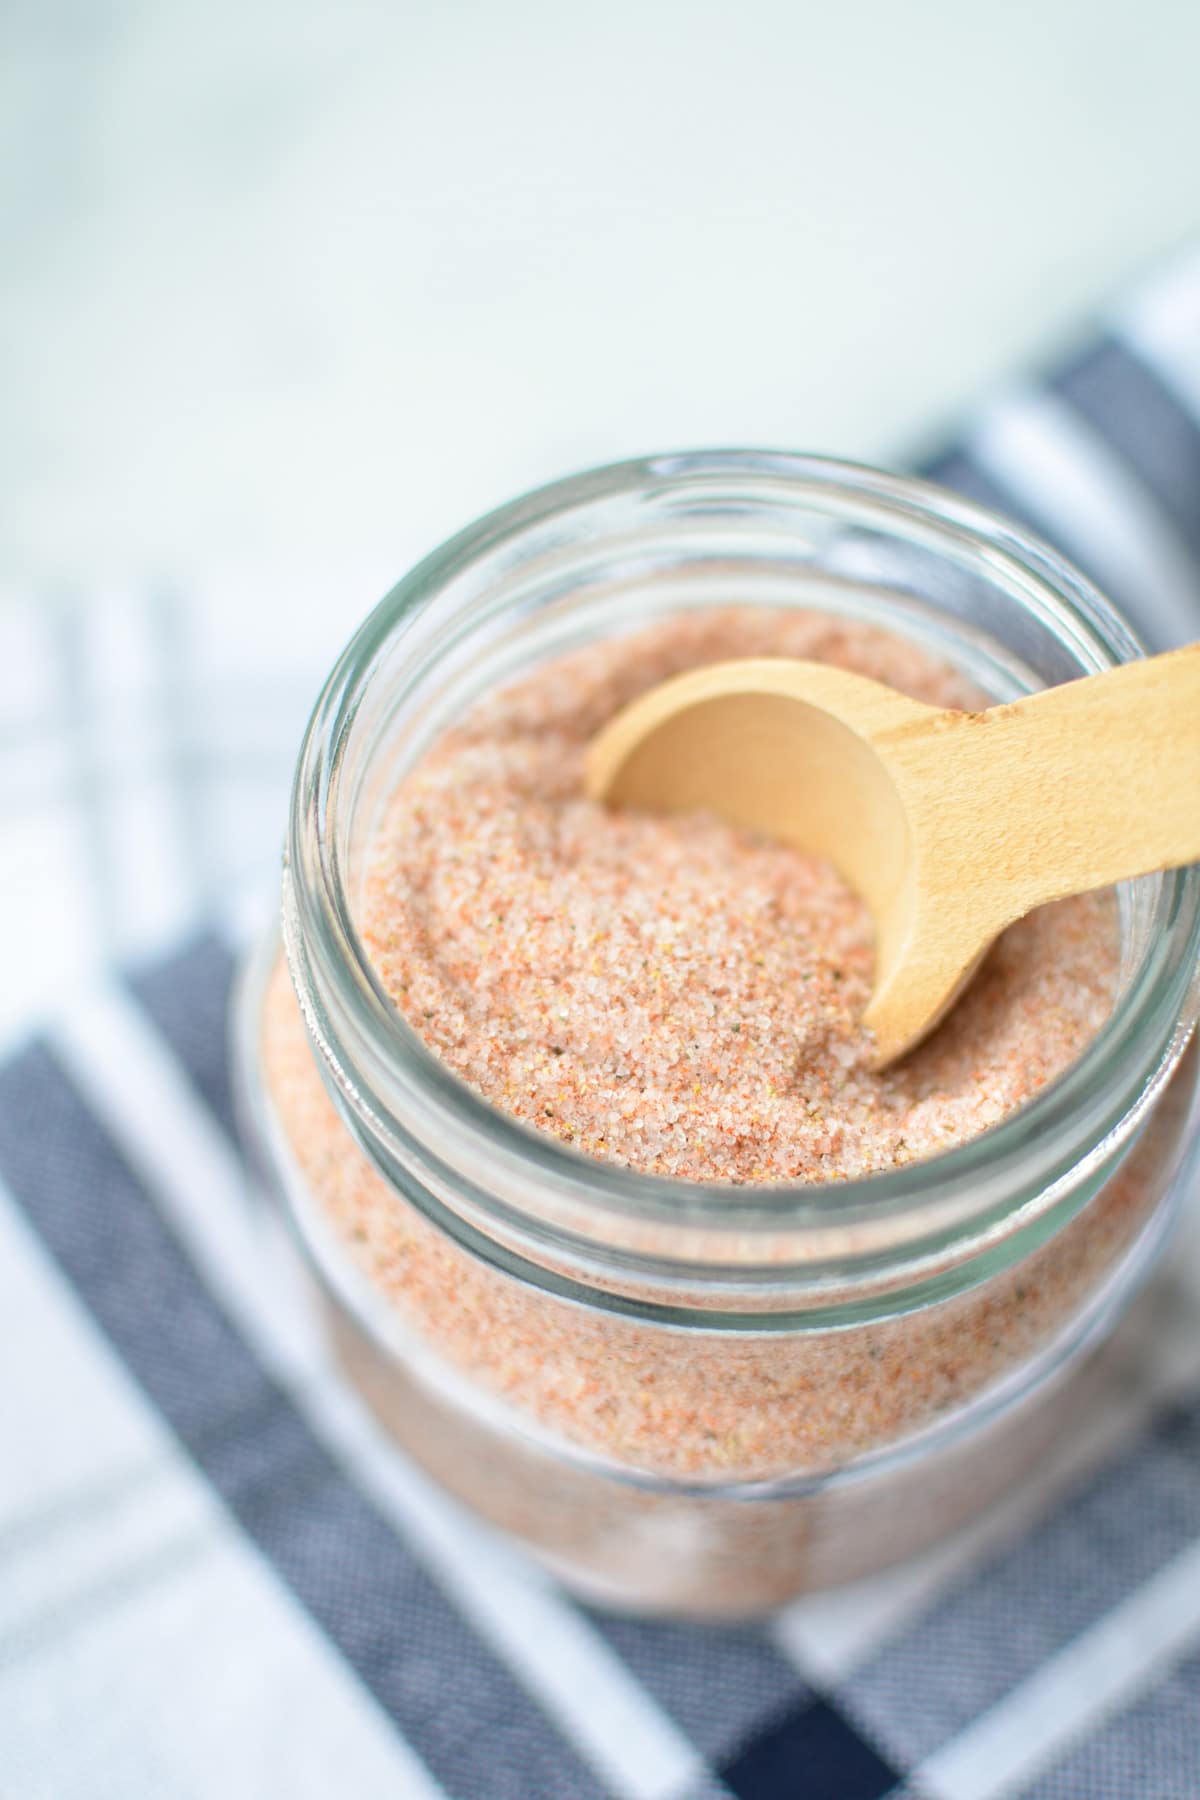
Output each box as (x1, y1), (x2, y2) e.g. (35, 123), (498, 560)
(586, 646), (1200, 1065)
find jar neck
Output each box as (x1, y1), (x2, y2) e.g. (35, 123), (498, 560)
(283, 452), (1200, 1326)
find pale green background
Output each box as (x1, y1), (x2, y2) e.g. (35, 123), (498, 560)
(4, 0), (1199, 594)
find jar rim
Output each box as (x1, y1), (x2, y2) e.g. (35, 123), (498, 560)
(285, 450), (1200, 1282)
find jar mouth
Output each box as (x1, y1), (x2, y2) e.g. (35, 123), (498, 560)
(286, 450), (1200, 1273)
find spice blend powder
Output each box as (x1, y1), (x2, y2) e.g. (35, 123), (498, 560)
(260, 609), (1164, 1492)
(359, 608), (1116, 1183)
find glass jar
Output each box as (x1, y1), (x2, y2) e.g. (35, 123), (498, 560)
(235, 451), (1200, 1619)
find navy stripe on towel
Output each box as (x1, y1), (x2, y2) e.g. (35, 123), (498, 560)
(0, 1041), (611, 1800)
(1054, 338), (1200, 563)
(593, 1615), (805, 1766)
(140, 935), (912, 1800)
(841, 1397), (1200, 1768)
(127, 929), (241, 1142)
(720, 1696), (900, 1800)
(916, 447), (1038, 530)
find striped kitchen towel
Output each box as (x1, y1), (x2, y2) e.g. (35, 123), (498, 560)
(2, 241), (1200, 1800)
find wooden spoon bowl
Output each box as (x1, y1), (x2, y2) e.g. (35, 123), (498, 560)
(586, 647), (1200, 1065)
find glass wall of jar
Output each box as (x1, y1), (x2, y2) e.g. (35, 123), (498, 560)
(235, 453), (1200, 1618)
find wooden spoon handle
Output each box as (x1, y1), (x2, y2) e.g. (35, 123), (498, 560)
(887, 642), (1200, 925)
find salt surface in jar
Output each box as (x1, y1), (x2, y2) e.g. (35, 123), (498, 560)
(236, 453), (1200, 1617)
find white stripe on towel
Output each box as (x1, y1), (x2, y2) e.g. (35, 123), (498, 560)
(54, 982), (710, 1800)
(1117, 240), (1200, 425)
(914, 1530), (1200, 1800)
(0, 1178), (445, 1800)
(774, 1263), (1200, 1683)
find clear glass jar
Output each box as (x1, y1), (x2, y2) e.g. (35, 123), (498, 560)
(235, 451), (1200, 1619)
